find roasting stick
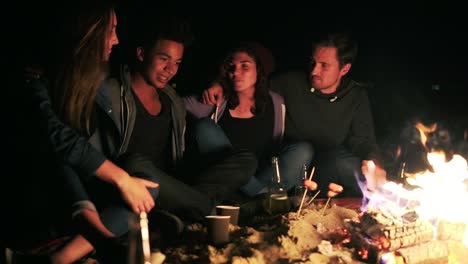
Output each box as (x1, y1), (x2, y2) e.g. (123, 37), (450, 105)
(321, 183), (343, 216)
(213, 104), (219, 123)
(305, 189), (321, 206)
(297, 166), (316, 216)
(139, 212), (152, 264)
(321, 197), (332, 216)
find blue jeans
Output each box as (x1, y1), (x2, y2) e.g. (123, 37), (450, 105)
(313, 146), (364, 198)
(191, 118), (314, 197)
(3, 153), (160, 251)
(71, 153), (160, 237)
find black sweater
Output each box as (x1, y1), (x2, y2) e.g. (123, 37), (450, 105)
(270, 70), (382, 164)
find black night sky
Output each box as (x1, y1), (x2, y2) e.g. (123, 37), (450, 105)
(13, 1), (468, 142)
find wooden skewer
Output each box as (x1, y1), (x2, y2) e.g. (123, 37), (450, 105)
(305, 189), (321, 206)
(139, 212), (151, 263)
(214, 104), (219, 123)
(321, 183), (342, 216)
(321, 197), (331, 216)
(297, 166), (315, 216)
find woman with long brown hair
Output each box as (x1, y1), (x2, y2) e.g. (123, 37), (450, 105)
(8, 1), (158, 263)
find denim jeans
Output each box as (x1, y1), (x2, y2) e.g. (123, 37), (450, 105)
(88, 153), (223, 226)
(150, 161), (218, 223)
(313, 146), (364, 198)
(74, 153), (160, 237)
(190, 118), (314, 197)
(2, 153), (160, 251)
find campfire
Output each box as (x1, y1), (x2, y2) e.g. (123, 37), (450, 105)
(347, 122), (468, 263)
(152, 122), (468, 263)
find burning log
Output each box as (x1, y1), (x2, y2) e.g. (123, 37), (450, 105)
(436, 220), (466, 242)
(345, 206), (468, 263)
(381, 240), (450, 264)
(346, 210), (434, 249)
(345, 214), (454, 263)
(346, 120), (468, 263)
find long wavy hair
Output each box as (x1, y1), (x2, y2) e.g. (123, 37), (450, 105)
(51, 1), (115, 132)
(219, 42), (271, 115)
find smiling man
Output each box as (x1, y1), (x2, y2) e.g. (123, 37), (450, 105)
(92, 15), (256, 237)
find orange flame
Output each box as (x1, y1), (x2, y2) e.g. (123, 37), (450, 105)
(414, 121), (437, 148)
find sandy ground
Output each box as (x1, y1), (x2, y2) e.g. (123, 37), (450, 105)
(152, 200), (365, 264)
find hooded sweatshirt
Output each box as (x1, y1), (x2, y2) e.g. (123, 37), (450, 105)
(270, 70), (382, 164)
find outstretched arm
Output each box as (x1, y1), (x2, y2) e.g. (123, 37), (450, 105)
(346, 87), (383, 164)
(27, 76), (107, 178)
(97, 160), (157, 213)
(27, 76), (157, 213)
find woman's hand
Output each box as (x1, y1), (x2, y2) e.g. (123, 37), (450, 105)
(94, 159), (158, 213)
(117, 176), (158, 214)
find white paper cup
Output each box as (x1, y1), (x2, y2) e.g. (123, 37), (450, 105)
(216, 205), (240, 226)
(205, 215), (230, 245)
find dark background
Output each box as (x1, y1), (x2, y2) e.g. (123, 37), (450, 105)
(13, 1), (468, 144)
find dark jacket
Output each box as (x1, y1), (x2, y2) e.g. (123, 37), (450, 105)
(25, 77), (106, 180)
(23, 62), (187, 176)
(270, 70), (382, 163)
(89, 65), (186, 166)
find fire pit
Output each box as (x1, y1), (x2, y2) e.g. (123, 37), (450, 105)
(151, 123), (468, 263)
(154, 199), (363, 263)
(345, 184), (454, 263)
(346, 143), (468, 263)
(151, 190), (468, 263)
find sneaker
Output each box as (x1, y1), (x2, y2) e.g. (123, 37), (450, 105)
(149, 210), (185, 241)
